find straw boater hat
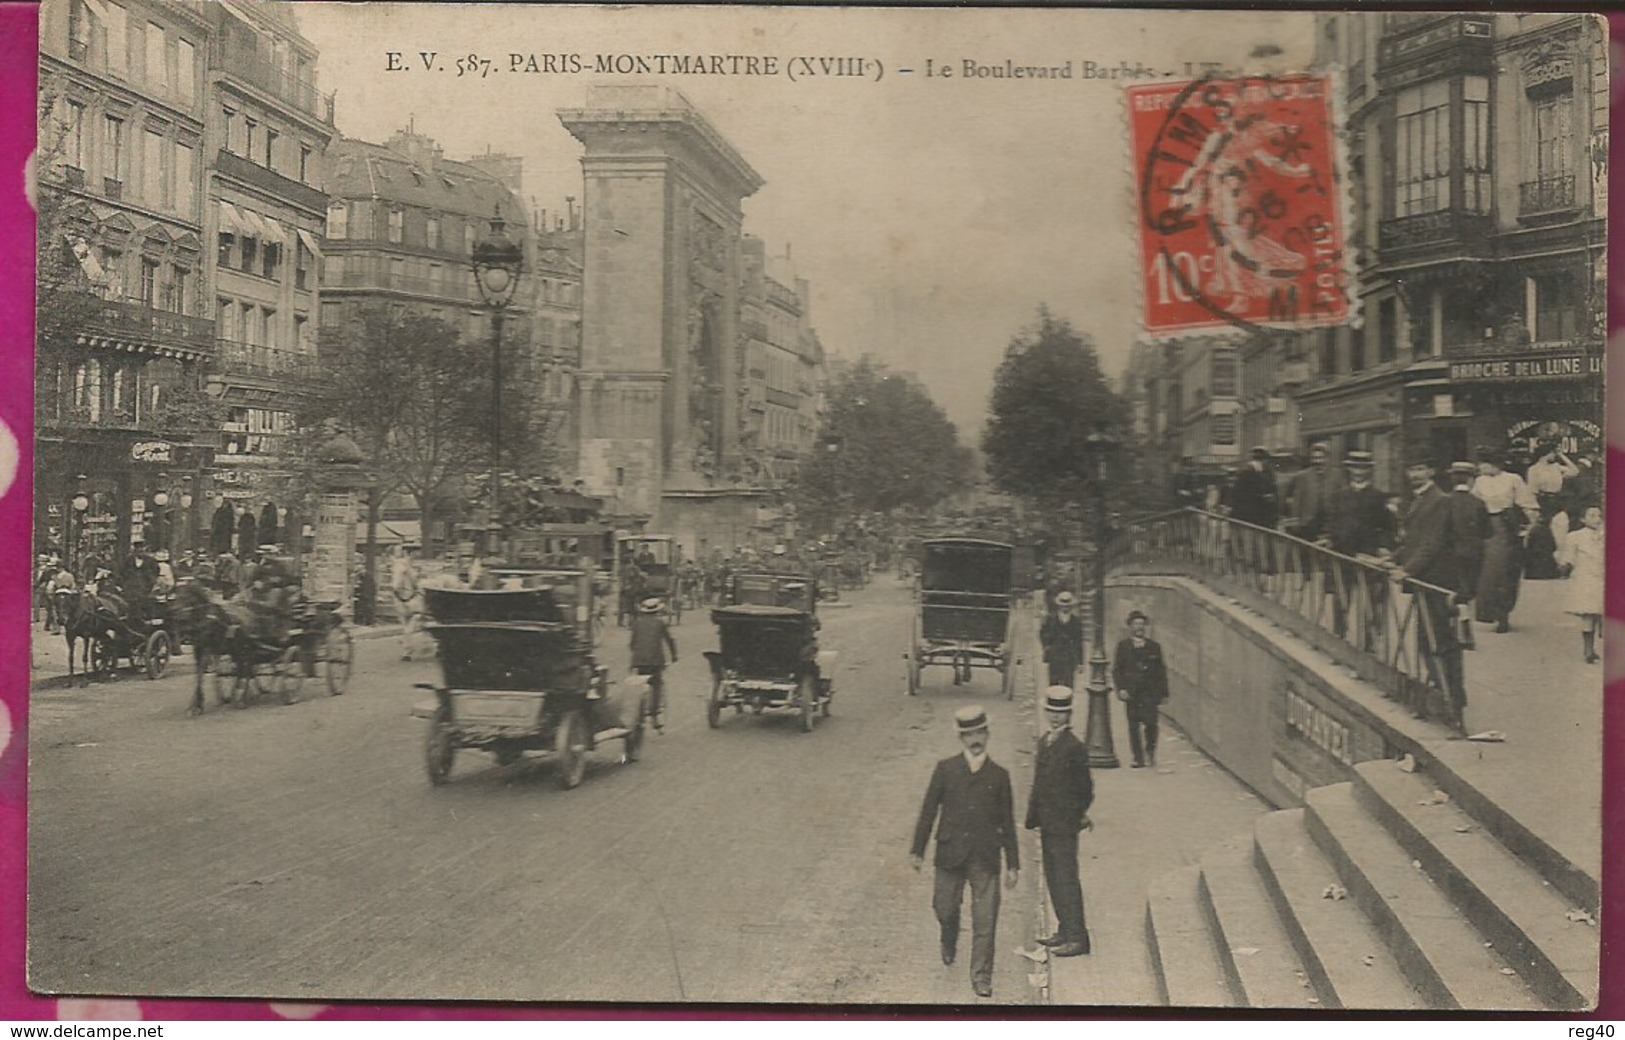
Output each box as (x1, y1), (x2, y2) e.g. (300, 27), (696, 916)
(1449, 461), (1477, 477)
(1250, 445), (1272, 459)
(153, 549), (170, 562)
(1343, 450), (1375, 470)
(639, 597), (664, 613)
(1044, 686), (1074, 713)
(954, 705), (989, 733)
(1054, 591), (1076, 608)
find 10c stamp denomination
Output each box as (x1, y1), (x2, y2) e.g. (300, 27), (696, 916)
(1129, 72), (1350, 337)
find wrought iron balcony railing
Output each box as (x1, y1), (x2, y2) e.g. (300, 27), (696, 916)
(1107, 508), (1469, 731)
(212, 338), (321, 382)
(1519, 175), (1578, 218)
(210, 44), (336, 125)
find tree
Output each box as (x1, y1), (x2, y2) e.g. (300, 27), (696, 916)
(298, 305), (538, 556)
(793, 358), (974, 532)
(982, 307), (1151, 517)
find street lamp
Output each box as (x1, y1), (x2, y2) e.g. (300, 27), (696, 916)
(151, 473), (170, 555)
(472, 205), (524, 556)
(69, 475), (90, 578)
(1081, 427), (1121, 769)
(179, 475), (194, 555)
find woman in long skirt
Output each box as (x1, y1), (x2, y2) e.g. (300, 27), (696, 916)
(1475, 509), (1523, 631)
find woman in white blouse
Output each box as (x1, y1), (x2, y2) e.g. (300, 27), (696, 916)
(1470, 451), (1539, 634)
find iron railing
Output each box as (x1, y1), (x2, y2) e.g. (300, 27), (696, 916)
(212, 339), (320, 381)
(1106, 507), (1467, 729)
(1519, 175), (1577, 217)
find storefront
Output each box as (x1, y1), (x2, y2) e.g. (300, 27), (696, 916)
(1295, 371), (1406, 492)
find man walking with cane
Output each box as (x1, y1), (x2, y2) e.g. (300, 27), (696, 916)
(1026, 686), (1094, 957)
(911, 705), (1020, 999)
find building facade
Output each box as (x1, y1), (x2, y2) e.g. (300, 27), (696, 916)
(739, 237), (826, 488)
(1292, 12), (1606, 491)
(36, 0), (218, 564)
(202, 0), (333, 534)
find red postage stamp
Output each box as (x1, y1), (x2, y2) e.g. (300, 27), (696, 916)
(1129, 72), (1350, 337)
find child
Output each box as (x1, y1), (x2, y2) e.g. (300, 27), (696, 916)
(1559, 504), (1604, 663)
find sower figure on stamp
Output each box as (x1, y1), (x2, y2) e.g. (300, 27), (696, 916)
(1112, 610), (1169, 768)
(910, 705), (1020, 1000)
(1039, 591), (1085, 689)
(1026, 686), (1094, 958)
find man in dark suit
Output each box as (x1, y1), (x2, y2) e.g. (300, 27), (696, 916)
(1392, 454), (1466, 729)
(1039, 591), (1085, 688)
(1025, 686), (1094, 957)
(1227, 446), (1281, 529)
(911, 705), (1020, 999)
(1309, 451), (1395, 648)
(1446, 461), (1490, 651)
(1112, 610), (1170, 767)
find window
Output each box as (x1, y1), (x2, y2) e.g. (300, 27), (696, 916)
(1463, 76), (1491, 213)
(427, 214), (440, 249)
(225, 407), (290, 456)
(1349, 324), (1367, 372)
(217, 232), (235, 269)
(73, 361), (101, 420)
(294, 313), (309, 353)
(295, 241), (310, 290)
(168, 264), (188, 314)
(138, 256), (158, 305)
(1210, 349), (1237, 397)
(1319, 327), (1338, 376)
(1377, 297), (1398, 363)
(98, 246), (123, 297)
(103, 114), (125, 183)
(428, 262), (442, 291)
(129, 20), (144, 82)
(390, 256), (405, 286)
(388, 209), (403, 243)
(298, 145), (311, 183)
(261, 240), (280, 280)
(174, 141), (194, 216)
(325, 254), (344, 282)
(1394, 79), (1450, 216)
(175, 38), (194, 103)
(240, 235), (258, 274)
(243, 117), (257, 161)
(64, 100), (85, 169)
(103, 2), (127, 73)
(260, 307), (275, 347)
(1534, 274), (1581, 342)
(263, 128), (277, 170)
(1534, 91), (1575, 184)
(218, 296), (235, 339)
(142, 127), (164, 206)
(1210, 413), (1236, 446)
(240, 302), (257, 344)
(326, 201), (348, 239)
(145, 23), (165, 92)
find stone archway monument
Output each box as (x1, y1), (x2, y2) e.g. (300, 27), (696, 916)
(560, 87), (764, 536)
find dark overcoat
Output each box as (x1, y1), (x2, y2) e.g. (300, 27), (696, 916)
(911, 755), (1020, 873)
(1024, 728), (1093, 833)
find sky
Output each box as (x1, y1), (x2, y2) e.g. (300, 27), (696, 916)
(293, 4), (1316, 437)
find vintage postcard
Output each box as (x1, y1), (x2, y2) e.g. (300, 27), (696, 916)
(29, 2), (1605, 1010)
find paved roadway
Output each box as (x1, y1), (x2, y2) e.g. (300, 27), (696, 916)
(29, 580), (1049, 1005)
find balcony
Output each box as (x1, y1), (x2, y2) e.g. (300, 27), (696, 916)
(211, 44), (336, 125)
(213, 150), (327, 214)
(330, 263), (477, 302)
(76, 294), (216, 358)
(212, 339), (321, 382)
(103, 177), (123, 201)
(63, 165), (85, 189)
(1518, 176), (1579, 220)
(1377, 209), (1494, 260)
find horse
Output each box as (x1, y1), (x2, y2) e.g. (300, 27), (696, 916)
(172, 580), (302, 715)
(52, 581), (129, 686)
(171, 580), (238, 716)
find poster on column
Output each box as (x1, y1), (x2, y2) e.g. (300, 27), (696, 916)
(27, 0), (1607, 1015)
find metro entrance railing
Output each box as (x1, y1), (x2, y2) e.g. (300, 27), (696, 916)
(1105, 508), (1466, 730)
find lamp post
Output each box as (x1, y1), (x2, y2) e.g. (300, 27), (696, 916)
(179, 475), (194, 555)
(69, 475), (90, 579)
(1081, 427), (1121, 769)
(151, 472), (171, 555)
(472, 205), (524, 558)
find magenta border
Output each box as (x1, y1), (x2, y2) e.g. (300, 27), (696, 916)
(1, 4), (1621, 1021)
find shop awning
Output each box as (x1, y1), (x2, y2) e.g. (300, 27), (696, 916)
(237, 207), (273, 242)
(296, 228), (323, 259)
(259, 213), (289, 244)
(217, 200), (251, 237)
(66, 235), (104, 282)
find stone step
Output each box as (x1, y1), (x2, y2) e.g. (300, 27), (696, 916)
(1353, 760), (1598, 1010)
(1252, 809), (1425, 1010)
(1146, 865), (1234, 1007)
(1304, 783), (1545, 1011)
(1197, 837), (1319, 1009)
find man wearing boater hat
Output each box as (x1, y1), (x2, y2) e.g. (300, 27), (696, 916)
(1039, 591), (1085, 688)
(1025, 686), (1094, 957)
(911, 705), (1020, 999)
(629, 597), (678, 731)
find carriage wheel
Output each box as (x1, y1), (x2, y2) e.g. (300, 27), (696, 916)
(144, 631), (172, 680)
(554, 709), (588, 790)
(324, 626), (354, 695)
(425, 704), (457, 786)
(270, 646), (305, 705)
(706, 676), (724, 730)
(798, 675), (817, 734)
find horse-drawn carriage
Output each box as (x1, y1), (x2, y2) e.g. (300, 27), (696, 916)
(618, 534), (683, 625)
(704, 572), (835, 733)
(413, 569), (648, 789)
(52, 579), (175, 683)
(904, 538), (1019, 699)
(208, 593), (353, 708)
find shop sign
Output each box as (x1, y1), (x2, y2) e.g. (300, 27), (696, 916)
(1299, 390), (1400, 433)
(130, 440), (173, 463)
(1448, 353), (1600, 383)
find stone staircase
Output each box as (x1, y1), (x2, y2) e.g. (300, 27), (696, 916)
(1142, 756), (1600, 1011)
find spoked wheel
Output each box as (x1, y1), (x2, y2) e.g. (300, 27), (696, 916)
(798, 674), (817, 734)
(707, 676), (723, 729)
(270, 646), (305, 705)
(144, 631), (172, 680)
(554, 709), (588, 790)
(425, 704), (456, 786)
(324, 626), (354, 695)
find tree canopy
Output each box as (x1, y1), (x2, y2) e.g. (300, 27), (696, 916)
(793, 358), (973, 531)
(981, 307), (1136, 512)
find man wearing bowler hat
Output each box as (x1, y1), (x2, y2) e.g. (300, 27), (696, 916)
(1392, 452), (1468, 729)
(1112, 610), (1170, 768)
(911, 705), (1020, 999)
(1025, 686), (1094, 957)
